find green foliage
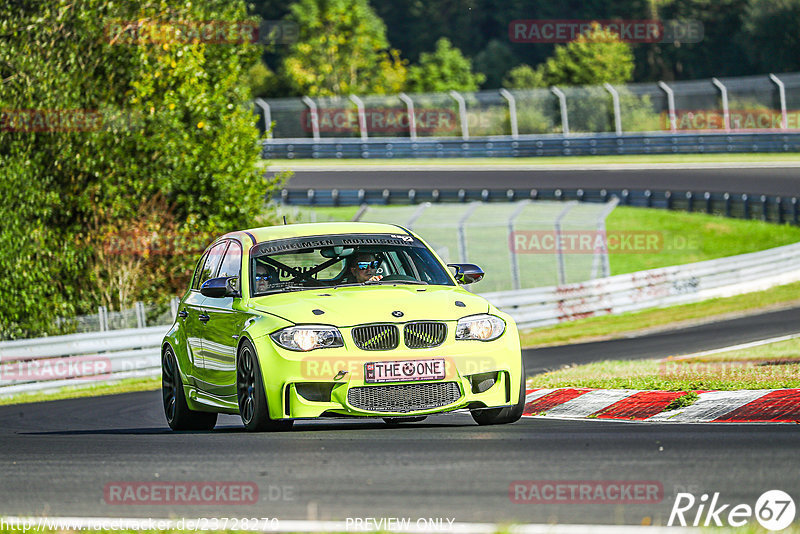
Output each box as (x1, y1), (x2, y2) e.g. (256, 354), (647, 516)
(502, 65), (544, 89)
(0, 0), (278, 339)
(406, 38), (486, 93)
(245, 61), (282, 98)
(281, 0), (406, 96)
(744, 0), (800, 74)
(538, 23), (635, 87)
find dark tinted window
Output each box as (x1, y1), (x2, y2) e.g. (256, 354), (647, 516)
(191, 251), (209, 290)
(217, 241), (242, 279)
(197, 242), (228, 288)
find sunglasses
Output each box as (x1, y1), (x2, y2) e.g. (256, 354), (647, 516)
(255, 274), (271, 281)
(356, 260), (380, 270)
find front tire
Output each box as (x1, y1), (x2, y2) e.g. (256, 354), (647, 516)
(162, 346), (217, 431)
(237, 339), (293, 432)
(470, 363), (526, 426)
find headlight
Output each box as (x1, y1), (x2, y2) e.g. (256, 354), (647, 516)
(455, 314), (505, 341)
(270, 326), (344, 351)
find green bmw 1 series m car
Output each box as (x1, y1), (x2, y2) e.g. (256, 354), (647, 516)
(161, 222), (525, 431)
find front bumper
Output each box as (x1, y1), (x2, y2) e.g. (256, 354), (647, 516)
(254, 321), (522, 420)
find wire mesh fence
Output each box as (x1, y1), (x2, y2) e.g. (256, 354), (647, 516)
(355, 200), (618, 291)
(53, 299), (179, 335)
(260, 72), (800, 139)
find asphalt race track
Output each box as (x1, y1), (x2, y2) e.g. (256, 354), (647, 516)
(3, 307), (800, 525)
(277, 166), (800, 196)
(523, 305), (800, 374)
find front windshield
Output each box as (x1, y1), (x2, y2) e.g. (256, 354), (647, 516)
(250, 234), (454, 296)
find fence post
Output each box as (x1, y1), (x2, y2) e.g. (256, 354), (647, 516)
(349, 94), (368, 140)
(551, 86), (569, 135)
(554, 201), (577, 286)
(449, 90), (469, 140)
(711, 78), (731, 132)
(603, 83), (623, 135)
(657, 81), (677, 133)
(457, 202), (480, 264)
(135, 301), (145, 329)
(507, 200), (530, 290)
(405, 202), (430, 231)
(98, 306), (107, 332)
(499, 89), (519, 139)
(254, 98), (273, 139)
(769, 73), (788, 130)
(591, 197), (619, 279)
(398, 92), (417, 139)
(301, 96), (320, 140)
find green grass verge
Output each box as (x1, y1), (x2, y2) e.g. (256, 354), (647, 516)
(605, 207), (800, 274)
(264, 152), (800, 167)
(519, 280), (800, 347)
(0, 376), (160, 406)
(529, 337), (800, 391)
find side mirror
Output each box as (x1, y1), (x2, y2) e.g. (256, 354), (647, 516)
(200, 276), (240, 298)
(447, 263), (484, 285)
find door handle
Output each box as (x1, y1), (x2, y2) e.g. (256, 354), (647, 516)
(198, 314), (210, 323)
(178, 310), (188, 319)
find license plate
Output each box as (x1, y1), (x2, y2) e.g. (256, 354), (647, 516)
(364, 358), (446, 383)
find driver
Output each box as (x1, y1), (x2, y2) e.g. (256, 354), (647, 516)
(254, 262), (274, 293)
(347, 252), (383, 283)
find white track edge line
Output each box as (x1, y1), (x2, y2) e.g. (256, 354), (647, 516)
(667, 332), (800, 361)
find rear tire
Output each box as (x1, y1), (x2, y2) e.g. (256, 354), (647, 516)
(470, 363), (526, 426)
(237, 339), (293, 432)
(162, 346), (217, 431)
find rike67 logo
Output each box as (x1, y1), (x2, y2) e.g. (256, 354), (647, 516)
(669, 490), (795, 530)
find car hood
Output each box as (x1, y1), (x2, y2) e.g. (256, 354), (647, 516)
(250, 285), (489, 326)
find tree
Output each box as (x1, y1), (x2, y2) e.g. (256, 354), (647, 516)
(406, 38), (485, 93)
(502, 65), (544, 89)
(744, 0), (800, 73)
(0, 0), (279, 338)
(537, 23), (635, 87)
(281, 0), (406, 96)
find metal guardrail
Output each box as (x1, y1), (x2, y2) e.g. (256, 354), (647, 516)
(484, 241), (800, 328)
(2, 240), (800, 396)
(263, 132), (800, 159)
(281, 188), (800, 226)
(0, 326), (167, 397)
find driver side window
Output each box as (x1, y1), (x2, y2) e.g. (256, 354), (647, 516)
(196, 242), (228, 289)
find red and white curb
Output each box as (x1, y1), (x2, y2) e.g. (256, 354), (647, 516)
(522, 388), (800, 423)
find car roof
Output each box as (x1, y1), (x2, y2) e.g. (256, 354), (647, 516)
(222, 221), (411, 245)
